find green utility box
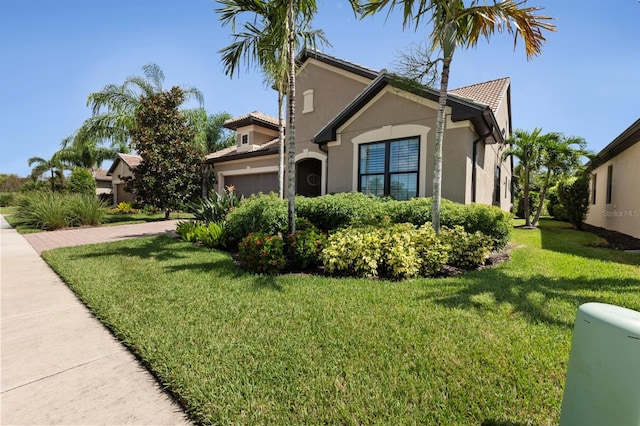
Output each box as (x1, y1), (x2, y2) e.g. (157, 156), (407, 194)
(560, 302), (640, 426)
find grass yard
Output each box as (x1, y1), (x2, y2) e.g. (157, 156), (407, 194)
(102, 211), (194, 226)
(43, 219), (640, 425)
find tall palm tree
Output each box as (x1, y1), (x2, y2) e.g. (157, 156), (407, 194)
(27, 155), (66, 193)
(530, 132), (588, 227)
(217, 0), (327, 218)
(79, 63), (205, 150)
(502, 128), (544, 227)
(54, 133), (118, 172)
(358, 0), (555, 232)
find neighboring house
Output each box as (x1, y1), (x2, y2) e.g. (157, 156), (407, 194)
(207, 48), (513, 211)
(93, 169), (112, 202)
(107, 153), (142, 205)
(585, 119), (640, 239)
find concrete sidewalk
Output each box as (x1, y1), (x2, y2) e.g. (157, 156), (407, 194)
(1, 216), (191, 425)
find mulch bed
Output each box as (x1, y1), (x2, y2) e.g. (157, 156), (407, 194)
(581, 224), (640, 251)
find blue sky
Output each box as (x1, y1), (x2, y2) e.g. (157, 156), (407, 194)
(1, 0), (639, 177)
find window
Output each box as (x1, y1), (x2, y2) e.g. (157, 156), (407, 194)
(241, 134), (248, 145)
(606, 165), (613, 204)
(591, 174), (597, 204)
(359, 137), (419, 201)
(303, 89), (314, 113)
(494, 166), (501, 204)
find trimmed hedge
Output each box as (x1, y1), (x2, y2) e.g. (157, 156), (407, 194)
(225, 193), (512, 250)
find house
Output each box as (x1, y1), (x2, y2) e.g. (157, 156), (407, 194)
(92, 169), (112, 202)
(107, 153), (142, 205)
(585, 119), (640, 239)
(207, 49), (513, 211)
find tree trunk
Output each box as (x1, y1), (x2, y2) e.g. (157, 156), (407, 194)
(431, 56), (452, 234)
(278, 90), (285, 199)
(286, 0), (296, 235)
(523, 169), (532, 227)
(531, 169), (550, 227)
(164, 208), (170, 220)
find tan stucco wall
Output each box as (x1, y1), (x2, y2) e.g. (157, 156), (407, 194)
(110, 161), (136, 205)
(325, 88), (473, 204)
(585, 141), (640, 239)
(236, 124), (279, 147)
(294, 59), (372, 155)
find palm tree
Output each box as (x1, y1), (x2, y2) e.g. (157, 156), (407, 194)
(79, 63), (204, 150)
(27, 155), (66, 193)
(502, 128), (544, 227)
(217, 0), (327, 225)
(358, 0), (555, 232)
(530, 132), (588, 227)
(54, 133), (118, 172)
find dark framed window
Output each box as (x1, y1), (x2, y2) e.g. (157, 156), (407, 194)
(591, 174), (597, 205)
(494, 166), (501, 204)
(358, 137), (419, 201)
(241, 134), (248, 145)
(606, 165), (613, 204)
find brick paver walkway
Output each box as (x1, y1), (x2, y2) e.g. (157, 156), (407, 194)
(23, 219), (180, 253)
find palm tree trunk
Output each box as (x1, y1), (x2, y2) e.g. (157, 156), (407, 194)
(523, 170), (532, 227)
(286, 0), (296, 235)
(278, 90), (285, 199)
(431, 56), (452, 234)
(531, 169), (550, 227)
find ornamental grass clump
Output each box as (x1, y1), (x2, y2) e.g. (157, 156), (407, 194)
(176, 220), (225, 248)
(238, 232), (286, 275)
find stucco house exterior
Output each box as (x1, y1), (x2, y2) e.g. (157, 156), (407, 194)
(93, 169), (112, 202)
(585, 119), (640, 239)
(207, 49), (513, 211)
(107, 153), (142, 205)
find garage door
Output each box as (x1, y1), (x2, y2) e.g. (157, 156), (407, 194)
(225, 172), (278, 198)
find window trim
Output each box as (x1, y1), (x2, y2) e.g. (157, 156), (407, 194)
(591, 173), (597, 205)
(241, 134), (248, 145)
(606, 164), (613, 204)
(494, 165), (501, 204)
(357, 136), (420, 200)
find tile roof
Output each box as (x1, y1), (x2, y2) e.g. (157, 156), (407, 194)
(118, 153), (143, 169)
(206, 138), (280, 163)
(223, 111), (280, 130)
(449, 77), (510, 114)
(93, 169), (111, 181)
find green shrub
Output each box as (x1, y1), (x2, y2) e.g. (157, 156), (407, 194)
(19, 180), (49, 193)
(322, 226), (383, 277)
(225, 193), (287, 245)
(67, 168), (96, 196)
(558, 173), (590, 230)
(0, 193), (15, 207)
(515, 190), (540, 221)
(440, 225), (494, 268)
(176, 220), (201, 243)
(195, 222), (225, 248)
(379, 223), (422, 279)
(413, 224), (450, 276)
(67, 195), (107, 226)
(286, 220), (326, 270)
(239, 232), (286, 275)
(191, 186), (243, 224)
(16, 192), (69, 230)
(296, 192), (386, 232)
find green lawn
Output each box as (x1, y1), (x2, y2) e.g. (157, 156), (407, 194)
(43, 219), (640, 425)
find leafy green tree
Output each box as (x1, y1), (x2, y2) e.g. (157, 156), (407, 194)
(0, 173), (29, 192)
(502, 128), (544, 227)
(359, 0), (555, 232)
(127, 87), (202, 219)
(80, 63), (204, 150)
(27, 155), (67, 193)
(67, 167), (96, 196)
(217, 0), (328, 233)
(530, 133), (589, 226)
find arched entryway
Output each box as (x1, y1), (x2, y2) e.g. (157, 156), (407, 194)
(296, 158), (322, 197)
